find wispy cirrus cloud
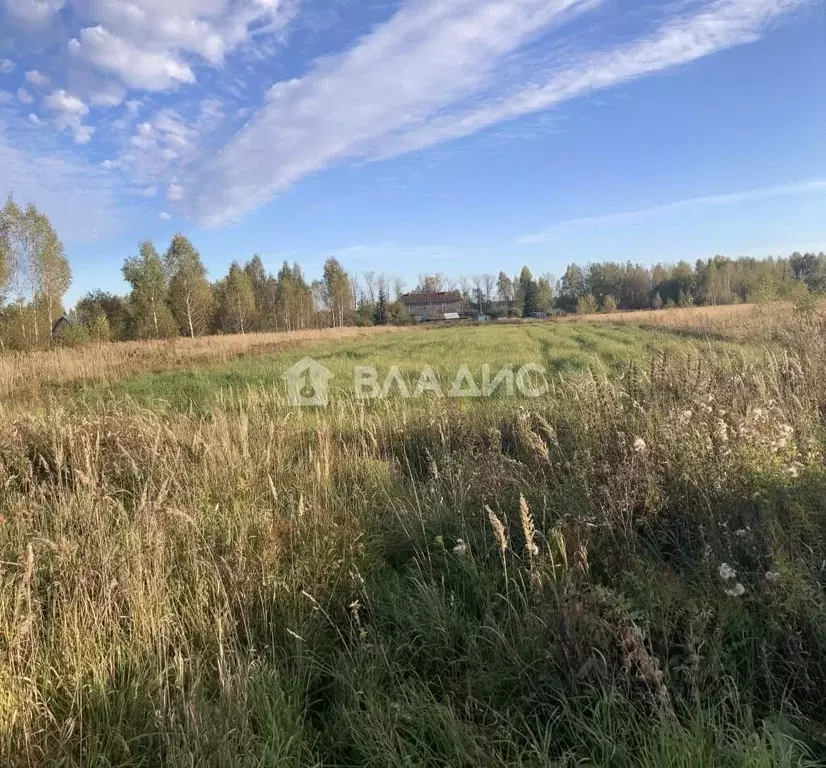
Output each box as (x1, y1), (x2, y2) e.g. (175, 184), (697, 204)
(187, 0), (811, 225)
(0, 0), (814, 232)
(517, 179), (826, 243)
(0, 119), (125, 242)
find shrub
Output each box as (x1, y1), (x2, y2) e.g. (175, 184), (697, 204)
(576, 293), (598, 315)
(601, 294), (618, 313)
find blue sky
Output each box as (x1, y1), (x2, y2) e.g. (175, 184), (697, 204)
(0, 0), (824, 304)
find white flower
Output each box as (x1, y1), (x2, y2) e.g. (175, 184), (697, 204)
(633, 437), (647, 453)
(783, 465), (800, 479)
(734, 528), (748, 539)
(724, 582), (746, 598)
(765, 571), (781, 583)
(719, 562), (737, 581)
(452, 539), (469, 556)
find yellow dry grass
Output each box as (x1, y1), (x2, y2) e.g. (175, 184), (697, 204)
(569, 302), (758, 326)
(0, 324), (404, 403)
(563, 301), (825, 341)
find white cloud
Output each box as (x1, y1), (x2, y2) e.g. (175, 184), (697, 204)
(17, 87), (33, 104)
(69, 26), (196, 91)
(159, 211), (172, 220)
(44, 88), (95, 143)
(72, 124), (94, 143)
(189, 0), (599, 221)
(88, 80), (125, 106)
(0, 59), (15, 74)
(25, 69), (49, 86)
(106, 98), (223, 189)
(44, 88), (88, 115)
(0, 91), (13, 104)
(3, 0), (65, 27)
(66, 0), (295, 91)
(518, 180), (826, 242)
(28, 112), (43, 124)
(167, 182), (183, 201)
(141, 185), (157, 197)
(188, 0), (811, 225)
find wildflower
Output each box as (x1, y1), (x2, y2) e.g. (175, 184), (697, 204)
(724, 582), (746, 598)
(783, 465), (800, 479)
(452, 539), (469, 556)
(633, 437), (647, 454)
(765, 571), (781, 583)
(718, 562), (737, 581)
(734, 528), (749, 539)
(680, 409), (693, 422)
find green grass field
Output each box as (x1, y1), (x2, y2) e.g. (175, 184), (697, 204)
(2, 314), (825, 767)
(83, 321), (757, 412)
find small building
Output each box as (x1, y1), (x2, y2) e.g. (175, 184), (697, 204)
(399, 290), (463, 322)
(51, 316), (73, 342)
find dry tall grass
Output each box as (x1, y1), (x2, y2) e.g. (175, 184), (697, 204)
(1, 308), (825, 765)
(570, 301), (758, 327)
(564, 301), (826, 342)
(0, 324), (404, 403)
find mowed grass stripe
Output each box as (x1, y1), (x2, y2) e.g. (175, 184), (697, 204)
(79, 322), (762, 412)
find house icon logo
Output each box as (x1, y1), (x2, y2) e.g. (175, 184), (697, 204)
(282, 357), (334, 407)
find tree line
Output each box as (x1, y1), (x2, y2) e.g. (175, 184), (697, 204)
(2, 193), (824, 350)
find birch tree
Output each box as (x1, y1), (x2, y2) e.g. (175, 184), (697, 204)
(122, 240), (176, 339)
(217, 262), (256, 334)
(0, 196), (31, 345)
(31, 208), (71, 333)
(322, 257), (351, 328)
(165, 234), (213, 337)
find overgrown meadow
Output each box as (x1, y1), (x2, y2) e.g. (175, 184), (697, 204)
(1, 308), (825, 766)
